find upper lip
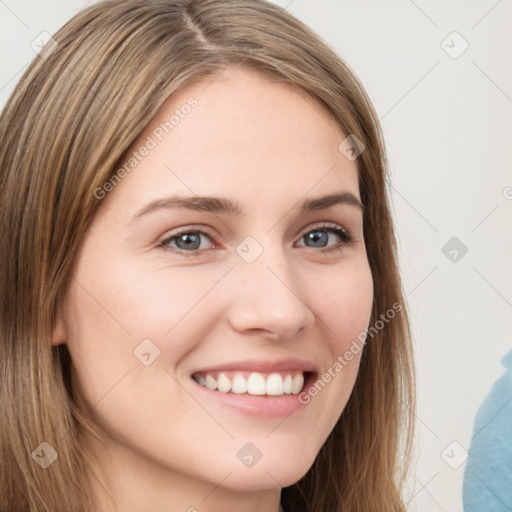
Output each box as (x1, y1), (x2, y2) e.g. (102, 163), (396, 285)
(191, 358), (317, 375)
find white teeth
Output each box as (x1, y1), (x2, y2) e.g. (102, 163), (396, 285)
(266, 373), (284, 395)
(291, 373), (304, 394)
(283, 374), (292, 394)
(247, 372), (266, 395)
(193, 371), (306, 396)
(217, 372), (231, 393)
(205, 374), (217, 390)
(231, 374), (248, 394)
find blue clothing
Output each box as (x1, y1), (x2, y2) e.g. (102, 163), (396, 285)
(463, 348), (512, 511)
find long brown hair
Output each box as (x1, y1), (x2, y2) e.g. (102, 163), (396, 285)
(0, 1), (416, 510)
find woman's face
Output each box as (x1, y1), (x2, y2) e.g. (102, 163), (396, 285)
(55, 66), (373, 504)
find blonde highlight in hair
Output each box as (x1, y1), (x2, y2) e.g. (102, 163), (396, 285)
(0, 1), (415, 510)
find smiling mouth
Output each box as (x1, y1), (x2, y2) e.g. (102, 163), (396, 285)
(191, 370), (313, 397)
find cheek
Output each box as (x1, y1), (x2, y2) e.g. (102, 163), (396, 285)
(62, 264), (213, 454)
(103, 253), (231, 328)
(298, 260), (373, 438)
(62, 257), (229, 400)
(67, 251), (227, 342)
(316, 260), (374, 352)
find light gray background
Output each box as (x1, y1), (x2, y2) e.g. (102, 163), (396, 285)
(1, 1), (511, 510)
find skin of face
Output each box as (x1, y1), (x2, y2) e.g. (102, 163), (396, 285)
(53, 66), (374, 512)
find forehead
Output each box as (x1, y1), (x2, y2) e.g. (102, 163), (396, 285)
(165, 66), (346, 159)
(103, 66), (360, 213)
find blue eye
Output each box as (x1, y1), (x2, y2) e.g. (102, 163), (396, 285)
(298, 224), (353, 253)
(164, 231), (209, 251)
(160, 223), (353, 256)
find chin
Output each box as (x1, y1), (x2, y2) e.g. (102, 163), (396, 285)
(222, 464), (312, 492)
(214, 440), (319, 492)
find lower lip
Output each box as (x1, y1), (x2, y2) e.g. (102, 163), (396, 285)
(191, 373), (316, 418)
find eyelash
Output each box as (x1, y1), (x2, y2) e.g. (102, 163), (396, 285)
(159, 222), (354, 257)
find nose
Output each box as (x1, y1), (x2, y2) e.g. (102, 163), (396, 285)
(225, 240), (316, 341)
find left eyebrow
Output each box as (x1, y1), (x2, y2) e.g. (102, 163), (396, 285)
(300, 192), (364, 214)
(129, 191), (364, 224)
